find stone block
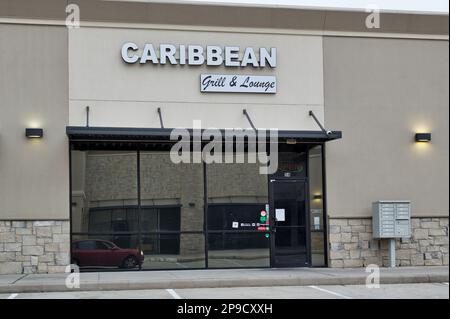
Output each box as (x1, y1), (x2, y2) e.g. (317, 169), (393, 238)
(15, 254), (31, 262)
(396, 249), (412, 259)
(330, 260), (344, 268)
(22, 246), (44, 256)
(0, 232), (15, 243)
(359, 233), (372, 240)
(329, 225), (341, 234)
(36, 227), (53, 238)
(30, 256), (39, 266)
(39, 253), (55, 263)
(47, 266), (67, 273)
(351, 225), (366, 233)
(12, 221), (26, 228)
(55, 252), (70, 266)
(0, 262), (22, 274)
(344, 243), (358, 250)
(358, 240), (369, 249)
(4, 243), (21, 252)
(341, 233), (352, 243)
(343, 259), (363, 267)
(425, 258), (443, 266)
(330, 250), (348, 259)
(59, 242), (70, 252)
(363, 257), (381, 266)
(329, 219), (348, 226)
(16, 228), (32, 235)
(413, 229), (429, 240)
(399, 260), (411, 266)
(434, 236), (449, 246)
(362, 219), (372, 225)
(361, 250), (377, 257)
(37, 263), (48, 273)
(45, 243), (60, 252)
(53, 234), (70, 243)
(444, 254), (449, 265)
(51, 225), (62, 234)
(0, 252), (15, 262)
(62, 222), (71, 234)
(341, 226), (352, 232)
(421, 222), (440, 229)
(22, 235), (37, 246)
(429, 229), (447, 237)
(350, 250), (361, 259)
(23, 266), (37, 274)
(330, 243), (344, 251)
(33, 221), (55, 227)
(348, 219), (362, 226)
(411, 253), (425, 266)
(329, 233), (341, 243)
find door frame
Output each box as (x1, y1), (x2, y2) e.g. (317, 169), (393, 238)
(269, 178), (311, 268)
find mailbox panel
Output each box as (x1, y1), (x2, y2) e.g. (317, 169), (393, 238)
(373, 201), (411, 238)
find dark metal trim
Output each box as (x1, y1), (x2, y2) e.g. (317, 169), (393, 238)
(86, 106), (90, 127)
(66, 126), (342, 142)
(157, 107), (164, 129)
(243, 109), (257, 131)
(322, 143), (329, 267)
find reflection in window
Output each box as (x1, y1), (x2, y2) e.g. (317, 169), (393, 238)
(140, 152), (204, 269)
(309, 145), (326, 267)
(206, 161), (270, 268)
(71, 151), (138, 235)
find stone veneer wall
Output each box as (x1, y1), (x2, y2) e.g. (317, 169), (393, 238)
(329, 217), (449, 267)
(0, 220), (70, 274)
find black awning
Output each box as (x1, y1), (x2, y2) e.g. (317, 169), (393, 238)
(67, 126), (341, 150)
(67, 126), (341, 141)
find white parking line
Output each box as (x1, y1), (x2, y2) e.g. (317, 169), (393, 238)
(443, 283), (449, 285)
(308, 286), (352, 299)
(7, 293), (18, 299)
(166, 289), (182, 299)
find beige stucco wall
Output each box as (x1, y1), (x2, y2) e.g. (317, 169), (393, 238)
(0, 24), (69, 220)
(68, 27), (324, 130)
(324, 37), (449, 218)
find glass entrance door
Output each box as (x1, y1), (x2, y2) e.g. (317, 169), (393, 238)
(270, 179), (310, 267)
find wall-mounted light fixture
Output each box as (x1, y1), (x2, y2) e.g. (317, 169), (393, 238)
(25, 128), (44, 138)
(313, 194), (323, 200)
(415, 133), (431, 143)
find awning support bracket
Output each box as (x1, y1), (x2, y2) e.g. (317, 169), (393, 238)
(157, 107), (164, 129)
(86, 106), (90, 127)
(243, 109), (257, 132)
(309, 110), (328, 134)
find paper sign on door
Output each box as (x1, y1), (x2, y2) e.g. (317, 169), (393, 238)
(275, 209), (285, 222)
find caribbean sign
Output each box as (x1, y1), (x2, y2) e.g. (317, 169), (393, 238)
(200, 74), (277, 94)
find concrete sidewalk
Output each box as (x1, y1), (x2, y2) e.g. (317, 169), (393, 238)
(0, 266), (448, 294)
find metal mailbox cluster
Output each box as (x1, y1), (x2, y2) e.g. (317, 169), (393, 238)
(372, 201), (411, 238)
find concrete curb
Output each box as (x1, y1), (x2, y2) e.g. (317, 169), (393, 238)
(0, 270), (448, 294)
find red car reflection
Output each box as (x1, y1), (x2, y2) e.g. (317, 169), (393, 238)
(72, 239), (144, 269)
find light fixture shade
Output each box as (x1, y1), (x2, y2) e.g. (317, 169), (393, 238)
(415, 133), (431, 142)
(25, 128), (44, 138)
(313, 194), (323, 200)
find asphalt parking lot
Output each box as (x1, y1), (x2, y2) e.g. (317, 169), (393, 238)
(1, 283), (448, 299)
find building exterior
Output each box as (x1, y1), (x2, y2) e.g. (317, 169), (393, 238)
(0, 0), (448, 274)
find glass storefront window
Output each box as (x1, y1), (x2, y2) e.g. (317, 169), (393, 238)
(70, 144), (327, 270)
(308, 145), (326, 267)
(141, 233), (205, 269)
(206, 160), (270, 268)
